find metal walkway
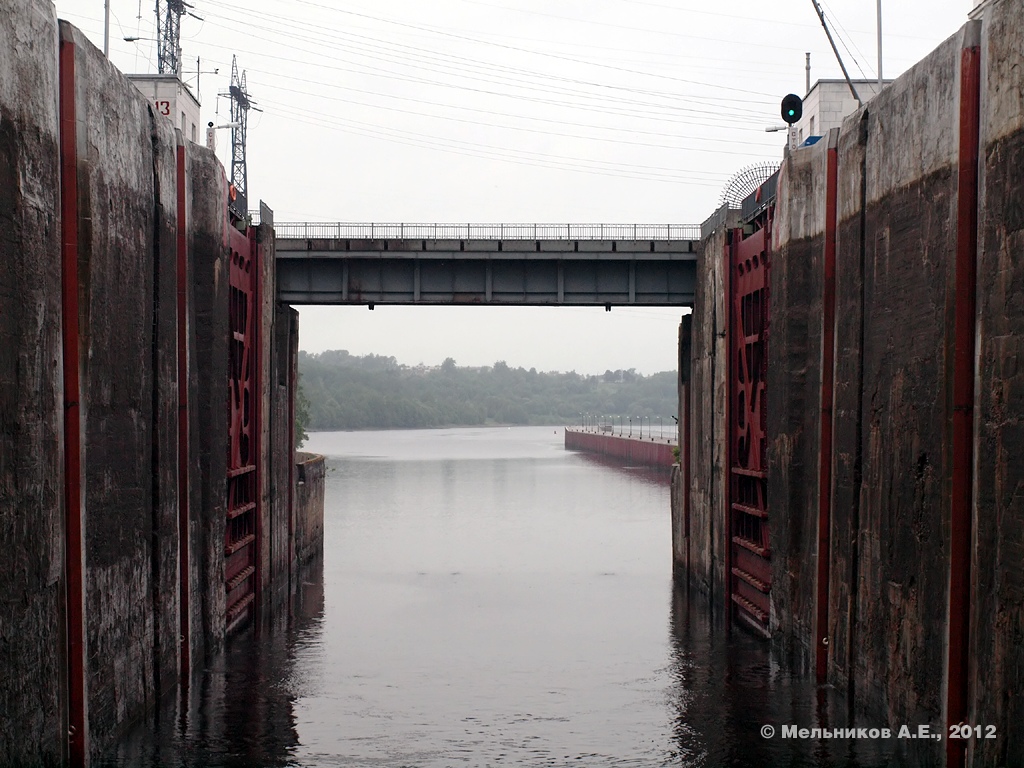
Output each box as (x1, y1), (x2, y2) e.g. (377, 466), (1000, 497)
(274, 222), (700, 307)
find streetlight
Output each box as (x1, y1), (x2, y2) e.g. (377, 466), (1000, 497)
(658, 416), (663, 439)
(628, 417), (632, 437)
(638, 416), (643, 439)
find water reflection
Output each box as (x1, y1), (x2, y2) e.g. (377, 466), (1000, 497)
(100, 428), (910, 767)
(99, 560), (324, 768)
(667, 584), (909, 768)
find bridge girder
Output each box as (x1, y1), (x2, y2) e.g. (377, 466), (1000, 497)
(276, 237), (697, 307)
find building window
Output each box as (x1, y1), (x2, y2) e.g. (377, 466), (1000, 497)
(809, 116), (816, 136)
(181, 112), (186, 132)
(191, 123), (197, 142)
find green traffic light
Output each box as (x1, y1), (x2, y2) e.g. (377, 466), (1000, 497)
(781, 93), (802, 125)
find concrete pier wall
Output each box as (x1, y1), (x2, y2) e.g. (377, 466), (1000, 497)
(564, 428), (675, 468)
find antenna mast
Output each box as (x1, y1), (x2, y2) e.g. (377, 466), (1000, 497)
(155, 0), (186, 76)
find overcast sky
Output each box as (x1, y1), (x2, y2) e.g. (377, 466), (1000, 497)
(56, 0), (970, 373)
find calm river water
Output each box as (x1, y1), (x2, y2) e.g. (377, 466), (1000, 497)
(103, 426), (903, 767)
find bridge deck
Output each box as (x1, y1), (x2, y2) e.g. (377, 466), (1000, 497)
(274, 224), (699, 307)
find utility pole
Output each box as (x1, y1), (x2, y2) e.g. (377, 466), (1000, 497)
(103, 0), (110, 56)
(877, 0), (883, 87)
(810, 0), (862, 106)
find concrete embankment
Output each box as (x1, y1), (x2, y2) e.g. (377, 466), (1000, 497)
(565, 428), (676, 468)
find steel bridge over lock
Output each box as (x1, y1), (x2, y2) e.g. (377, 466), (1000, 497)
(269, 216), (774, 637)
(272, 222), (701, 307)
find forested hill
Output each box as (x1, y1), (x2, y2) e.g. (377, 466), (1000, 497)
(299, 350), (677, 430)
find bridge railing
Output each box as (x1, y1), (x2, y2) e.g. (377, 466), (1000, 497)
(268, 221), (701, 241)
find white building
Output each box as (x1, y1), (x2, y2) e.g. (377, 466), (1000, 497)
(128, 74), (201, 144)
(792, 78), (891, 146)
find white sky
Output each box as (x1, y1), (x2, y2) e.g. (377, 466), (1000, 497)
(56, 0), (970, 373)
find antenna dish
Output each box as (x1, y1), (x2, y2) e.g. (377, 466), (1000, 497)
(718, 162), (781, 209)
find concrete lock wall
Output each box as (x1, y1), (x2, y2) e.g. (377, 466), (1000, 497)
(187, 136), (230, 666)
(830, 28), (964, 745)
(683, 210), (737, 603)
(60, 19), (183, 745)
(675, 1), (1024, 763)
(766, 135), (829, 674)
(970, 0), (1024, 764)
(0, 1), (66, 763)
(0, 2), (324, 762)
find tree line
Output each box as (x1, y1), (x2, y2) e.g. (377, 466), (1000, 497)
(296, 349), (677, 436)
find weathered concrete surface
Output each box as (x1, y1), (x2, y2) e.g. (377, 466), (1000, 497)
(0, 1), (65, 762)
(685, 211), (736, 601)
(970, 0), (1024, 763)
(295, 453), (325, 567)
(682, 5), (1024, 760)
(564, 428), (675, 467)
(670, 315), (691, 576)
(258, 213), (278, 612)
(269, 298), (294, 602)
(833, 33), (962, 750)
(1, 4), (321, 761)
(826, 111), (867, 724)
(188, 144), (229, 663)
(60, 19), (182, 750)
(767, 138), (828, 673)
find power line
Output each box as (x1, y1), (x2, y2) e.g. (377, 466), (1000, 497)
(245, 74), (779, 153)
(257, 101), (765, 185)
(203, 0), (775, 110)
(269, 0), (781, 99)
(180, 32), (776, 131)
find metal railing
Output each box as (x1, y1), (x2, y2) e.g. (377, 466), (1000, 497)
(268, 221), (701, 241)
(572, 414), (677, 443)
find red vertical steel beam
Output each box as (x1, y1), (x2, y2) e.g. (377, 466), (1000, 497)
(58, 33), (88, 767)
(946, 24), (981, 768)
(175, 144), (190, 679)
(815, 138), (839, 684)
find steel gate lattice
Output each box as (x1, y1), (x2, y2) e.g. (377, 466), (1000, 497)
(727, 217), (771, 636)
(226, 224), (260, 632)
